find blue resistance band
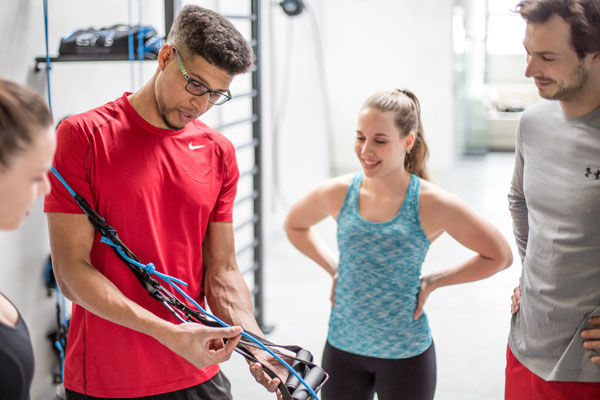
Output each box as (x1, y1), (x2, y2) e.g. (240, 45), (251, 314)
(49, 166), (320, 400)
(43, 0), (53, 116)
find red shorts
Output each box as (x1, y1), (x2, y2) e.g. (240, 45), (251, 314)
(505, 345), (600, 400)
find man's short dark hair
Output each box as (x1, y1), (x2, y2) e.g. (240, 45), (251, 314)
(516, 0), (600, 58)
(166, 5), (255, 75)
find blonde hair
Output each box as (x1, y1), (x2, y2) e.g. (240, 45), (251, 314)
(363, 89), (429, 180)
(0, 79), (53, 170)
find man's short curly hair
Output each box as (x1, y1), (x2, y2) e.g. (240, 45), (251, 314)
(166, 5), (255, 75)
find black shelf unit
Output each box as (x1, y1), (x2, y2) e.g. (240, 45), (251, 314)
(34, 53), (157, 72)
(35, 0), (268, 330)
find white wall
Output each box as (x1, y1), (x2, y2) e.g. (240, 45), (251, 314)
(266, 0), (457, 211)
(265, 1), (332, 213)
(320, 0), (456, 178)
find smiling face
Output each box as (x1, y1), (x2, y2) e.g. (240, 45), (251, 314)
(155, 46), (234, 130)
(0, 125), (56, 230)
(354, 107), (415, 178)
(523, 15), (592, 102)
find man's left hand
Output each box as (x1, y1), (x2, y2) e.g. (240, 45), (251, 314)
(581, 316), (600, 364)
(248, 350), (290, 400)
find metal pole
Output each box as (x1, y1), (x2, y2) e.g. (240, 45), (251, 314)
(251, 0), (267, 330)
(164, 0), (175, 37)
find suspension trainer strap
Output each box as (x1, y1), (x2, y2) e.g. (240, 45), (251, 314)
(49, 166), (328, 400)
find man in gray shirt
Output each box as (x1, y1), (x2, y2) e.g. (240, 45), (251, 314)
(506, 0), (600, 398)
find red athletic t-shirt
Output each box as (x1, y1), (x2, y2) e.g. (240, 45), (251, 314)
(44, 93), (239, 397)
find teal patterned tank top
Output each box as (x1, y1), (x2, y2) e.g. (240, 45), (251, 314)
(328, 172), (432, 359)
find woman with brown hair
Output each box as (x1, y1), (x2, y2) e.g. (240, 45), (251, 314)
(284, 88), (513, 399)
(0, 78), (56, 399)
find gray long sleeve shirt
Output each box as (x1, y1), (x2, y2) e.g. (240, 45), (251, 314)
(508, 99), (600, 381)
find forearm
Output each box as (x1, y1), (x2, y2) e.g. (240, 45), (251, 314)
(54, 257), (174, 341)
(204, 266), (262, 335)
(424, 253), (508, 291)
(204, 263), (295, 388)
(285, 226), (338, 277)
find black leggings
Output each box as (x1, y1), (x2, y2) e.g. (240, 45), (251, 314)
(321, 341), (436, 400)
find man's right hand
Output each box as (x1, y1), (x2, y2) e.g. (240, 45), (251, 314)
(158, 323), (242, 369)
(511, 284), (521, 314)
(582, 317), (600, 364)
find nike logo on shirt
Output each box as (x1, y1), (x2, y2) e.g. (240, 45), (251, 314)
(188, 142), (206, 150)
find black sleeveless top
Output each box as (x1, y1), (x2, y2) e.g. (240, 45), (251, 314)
(0, 295), (34, 400)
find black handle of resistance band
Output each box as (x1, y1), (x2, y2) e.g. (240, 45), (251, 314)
(233, 332), (329, 400)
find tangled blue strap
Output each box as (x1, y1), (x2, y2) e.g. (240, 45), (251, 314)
(99, 236), (319, 399)
(50, 166), (320, 400)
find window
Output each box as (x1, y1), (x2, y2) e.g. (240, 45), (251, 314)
(486, 0), (526, 55)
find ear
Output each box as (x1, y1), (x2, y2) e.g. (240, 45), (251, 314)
(591, 51), (600, 66)
(157, 44), (174, 71)
(405, 131), (416, 152)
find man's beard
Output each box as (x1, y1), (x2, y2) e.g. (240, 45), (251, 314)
(156, 97), (186, 131)
(542, 62), (589, 101)
(161, 112), (184, 131)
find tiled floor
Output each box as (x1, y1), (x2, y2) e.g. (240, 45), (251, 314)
(221, 152), (522, 400)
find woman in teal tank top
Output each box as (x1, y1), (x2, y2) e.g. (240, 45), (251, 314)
(285, 88), (513, 400)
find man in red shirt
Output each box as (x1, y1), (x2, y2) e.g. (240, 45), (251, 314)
(45, 5), (282, 399)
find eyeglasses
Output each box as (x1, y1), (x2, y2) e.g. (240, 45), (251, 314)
(172, 47), (232, 105)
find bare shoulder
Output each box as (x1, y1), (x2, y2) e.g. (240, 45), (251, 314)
(0, 294), (18, 327)
(418, 179), (467, 240)
(288, 173), (354, 222)
(418, 179), (460, 211)
(305, 173), (351, 216)
(322, 173), (353, 195)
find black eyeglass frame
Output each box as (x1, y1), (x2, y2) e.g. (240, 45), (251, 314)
(172, 47), (232, 105)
